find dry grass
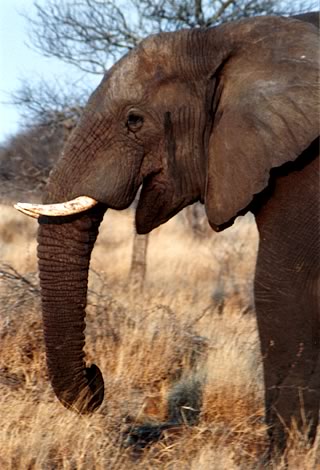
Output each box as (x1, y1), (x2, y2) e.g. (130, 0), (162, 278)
(0, 204), (318, 469)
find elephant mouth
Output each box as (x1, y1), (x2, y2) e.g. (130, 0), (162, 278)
(133, 171), (168, 233)
(135, 171), (190, 234)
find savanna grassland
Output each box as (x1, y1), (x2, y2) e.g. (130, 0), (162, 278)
(0, 204), (318, 469)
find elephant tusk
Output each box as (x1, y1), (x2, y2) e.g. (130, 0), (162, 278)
(14, 196), (98, 219)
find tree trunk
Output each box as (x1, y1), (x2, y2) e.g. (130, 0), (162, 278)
(129, 232), (149, 294)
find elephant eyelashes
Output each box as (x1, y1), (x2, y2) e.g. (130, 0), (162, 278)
(127, 113), (144, 132)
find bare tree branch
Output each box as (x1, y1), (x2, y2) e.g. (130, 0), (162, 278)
(0, 263), (39, 294)
(13, 0), (300, 129)
(21, 0), (294, 79)
(10, 78), (85, 129)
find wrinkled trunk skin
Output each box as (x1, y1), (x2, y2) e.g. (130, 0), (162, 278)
(37, 205), (106, 412)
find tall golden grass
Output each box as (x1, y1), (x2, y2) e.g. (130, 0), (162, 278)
(0, 204), (318, 469)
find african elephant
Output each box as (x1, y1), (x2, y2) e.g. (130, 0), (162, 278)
(16, 13), (319, 454)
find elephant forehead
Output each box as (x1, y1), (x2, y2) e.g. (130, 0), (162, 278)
(106, 49), (152, 102)
(103, 34), (176, 103)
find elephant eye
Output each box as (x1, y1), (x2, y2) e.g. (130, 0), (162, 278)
(127, 113), (144, 132)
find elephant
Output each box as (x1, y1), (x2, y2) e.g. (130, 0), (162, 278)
(15, 12), (319, 454)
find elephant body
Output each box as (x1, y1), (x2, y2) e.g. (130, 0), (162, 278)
(254, 141), (319, 449)
(16, 12), (319, 455)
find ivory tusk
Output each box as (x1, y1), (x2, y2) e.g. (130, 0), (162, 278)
(14, 196), (98, 219)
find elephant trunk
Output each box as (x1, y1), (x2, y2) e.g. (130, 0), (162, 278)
(37, 205), (106, 412)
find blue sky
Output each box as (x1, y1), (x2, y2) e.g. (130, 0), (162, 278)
(0, 0), (62, 141)
(0, 0), (317, 144)
(0, 0), (100, 143)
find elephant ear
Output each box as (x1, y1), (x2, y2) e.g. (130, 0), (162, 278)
(205, 18), (319, 230)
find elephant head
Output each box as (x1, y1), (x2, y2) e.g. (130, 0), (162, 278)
(16, 16), (319, 412)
